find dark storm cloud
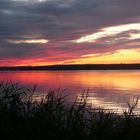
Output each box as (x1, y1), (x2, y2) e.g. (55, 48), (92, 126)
(0, 0), (140, 65)
(0, 41), (47, 59)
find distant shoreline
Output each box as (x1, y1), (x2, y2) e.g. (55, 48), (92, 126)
(0, 64), (140, 71)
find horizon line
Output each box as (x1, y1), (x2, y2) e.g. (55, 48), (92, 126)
(0, 63), (140, 68)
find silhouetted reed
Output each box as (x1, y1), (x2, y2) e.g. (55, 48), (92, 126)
(0, 81), (140, 140)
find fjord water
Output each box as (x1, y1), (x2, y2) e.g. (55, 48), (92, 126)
(0, 70), (140, 113)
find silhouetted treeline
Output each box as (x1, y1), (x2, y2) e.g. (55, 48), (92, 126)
(0, 64), (140, 71)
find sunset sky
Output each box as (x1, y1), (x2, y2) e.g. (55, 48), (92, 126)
(0, 0), (140, 66)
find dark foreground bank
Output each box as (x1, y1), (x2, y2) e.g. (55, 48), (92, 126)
(0, 64), (140, 71)
(0, 82), (140, 140)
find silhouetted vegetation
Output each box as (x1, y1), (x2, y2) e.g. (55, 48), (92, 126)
(0, 82), (140, 140)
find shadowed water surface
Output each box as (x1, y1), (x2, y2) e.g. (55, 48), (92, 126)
(0, 70), (140, 113)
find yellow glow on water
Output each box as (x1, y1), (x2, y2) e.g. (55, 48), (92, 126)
(0, 70), (140, 92)
(0, 70), (140, 113)
(73, 71), (140, 91)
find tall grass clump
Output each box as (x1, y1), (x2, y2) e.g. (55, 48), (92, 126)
(0, 81), (140, 140)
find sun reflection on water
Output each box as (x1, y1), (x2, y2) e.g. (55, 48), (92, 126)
(0, 70), (140, 113)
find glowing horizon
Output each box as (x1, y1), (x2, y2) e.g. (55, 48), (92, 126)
(0, 48), (140, 67)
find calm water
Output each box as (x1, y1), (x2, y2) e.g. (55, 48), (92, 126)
(0, 70), (140, 113)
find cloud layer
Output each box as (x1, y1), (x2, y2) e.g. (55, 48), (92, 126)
(0, 0), (140, 66)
